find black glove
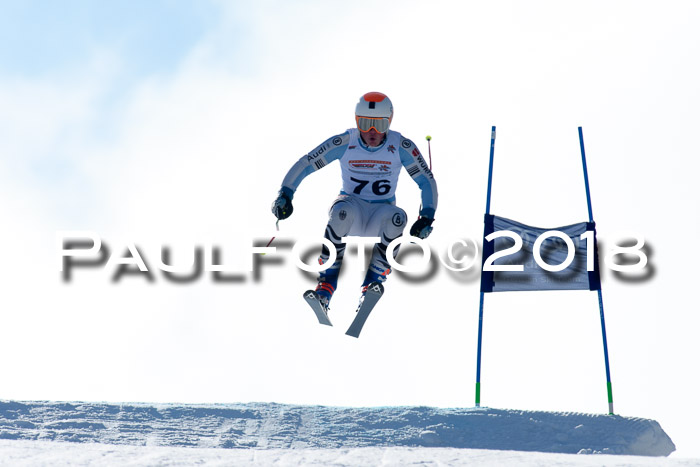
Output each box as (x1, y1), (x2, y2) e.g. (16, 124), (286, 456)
(271, 191), (293, 220)
(410, 216), (434, 239)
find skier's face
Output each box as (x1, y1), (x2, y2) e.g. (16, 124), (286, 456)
(360, 128), (386, 147)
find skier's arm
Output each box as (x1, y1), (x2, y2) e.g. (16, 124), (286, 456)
(399, 137), (438, 219)
(272, 132), (350, 220)
(279, 132), (350, 199)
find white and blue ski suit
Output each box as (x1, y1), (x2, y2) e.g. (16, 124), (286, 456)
(279, 128), (438, 299)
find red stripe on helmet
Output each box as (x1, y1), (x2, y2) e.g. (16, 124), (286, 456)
(363, 92), (387, 102)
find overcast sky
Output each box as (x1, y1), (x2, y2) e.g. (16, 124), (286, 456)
(1, 0), (699, 458)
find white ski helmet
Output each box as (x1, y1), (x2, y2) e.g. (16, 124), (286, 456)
(355, 92), (393, 133)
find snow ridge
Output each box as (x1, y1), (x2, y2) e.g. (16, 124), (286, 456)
(0, 401), (675, 457)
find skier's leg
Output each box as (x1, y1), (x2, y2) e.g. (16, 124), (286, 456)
(362, 205), (407, 288)
(316, 195), (360, 303)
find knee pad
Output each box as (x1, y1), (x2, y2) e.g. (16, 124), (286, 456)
(327, 200), (357, 237)
(382, 207), (407, 240)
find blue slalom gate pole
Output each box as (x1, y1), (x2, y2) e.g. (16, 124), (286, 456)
(578, 127), (614, 414)
(578, 127), (594, 224)
(476, 126), (496, 407)
(597, 289), (614, 414)
(475, 292), (485, 406)
(485, 126), (496, 215)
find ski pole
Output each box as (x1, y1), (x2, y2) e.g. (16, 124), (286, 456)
(262, 220), (279, 253)
(266, 220), (280, 247)
(418, 135), (434, 219)
(426, 135), (433, 170)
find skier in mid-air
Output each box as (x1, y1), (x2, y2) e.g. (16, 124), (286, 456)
(272, 92), (438, 336)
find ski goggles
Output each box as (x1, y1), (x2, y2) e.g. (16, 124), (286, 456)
(355, 116), (391, 133)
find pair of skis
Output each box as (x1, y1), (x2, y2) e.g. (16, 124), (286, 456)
(303, 282), (384, 338)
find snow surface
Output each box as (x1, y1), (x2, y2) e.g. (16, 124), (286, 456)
(0, 400), (686, 466)
(2, 441), (700, 467)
